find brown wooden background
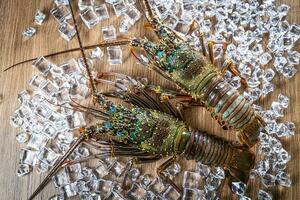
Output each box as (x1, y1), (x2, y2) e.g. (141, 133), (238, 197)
(0, 0), (299, 199)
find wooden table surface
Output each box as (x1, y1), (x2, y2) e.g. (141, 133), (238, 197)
(0, 0), (299, 199)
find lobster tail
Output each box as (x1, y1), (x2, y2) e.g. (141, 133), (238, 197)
(225, 145), (255, 185)
(237, 115), (265, 147)
(183, 130), (255, 186)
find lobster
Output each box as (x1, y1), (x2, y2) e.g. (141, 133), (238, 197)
(27, 74), (255, 200)
(6, 0), (265, 148)
(5, 0), (260, 199)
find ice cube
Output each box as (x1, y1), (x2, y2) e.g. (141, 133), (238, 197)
(107, 46), (122, 65)
(113, 0), (128, 16)
(32, 57), (55, 76)
(78, 0), (94, 11)
(60, 59), (81, 76)
(119, 18), (133, 33)
(17, 164), (32, 177)
(16, 131), (30, 143)
(128, 168), (140, 181)
(19, 148), (37, 165)
(34, 10), (46, 25)
(95, 4), (110, 21)
(27, 133), (49, 150)
(23, 27), (36, 38)
(90, 47), (104, 59)
(59, 184), (77, 197)
(37, 147), (59, 166)
(58, 22), (76, 41)
(124, 6), (141, 24)
(102, 25), (117, 41)
(80, 8), (99, 29)
(50, 5), (71, 23)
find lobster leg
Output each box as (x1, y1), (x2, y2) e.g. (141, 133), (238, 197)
(157, 157), (182, 194)
(198, 33), (207, 57)
(222, 59), (248, 87)
(208, 41), (215, 64)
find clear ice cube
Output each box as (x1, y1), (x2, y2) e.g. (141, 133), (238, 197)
(128, 168), (140, 181)
(162, 186), (181, 200)
(163, 14), (179, 28)
(126, 183), (147, 199)
(94, 179), (113, 197)
(17, 164), (32, 177)
(29, 75), (46, 88)
(59, 184), (77, 197)
(102, 25), (117, 41)
(124, 6), (141, 24)
(16, 131), (30, 143)
(19, 148), (37, 165)
(58, 22), (76, 41)
(27, 133), (49, 150)
(111, 161), (125, 177)
(113, 0), (128, 16)
(260, 52), (272, 65)
(50, 5), (71, 23)
(174, 20), (190, 35)
(95, 4), (110, 21)
(182, 171), (202, 189)
(95, 163), (109, 178)
(90, 47), (104, 59)
(37, 147), (59, 166)
(32, 57), (55, 76)
(182, 188), (201, 200)
(80, 8), (100, 29)
(205, 176), (222, 191)
(149, 177), (168, 194)
(34, 10), (46, 25)
(23, 27), (36, 38)
(276, 171), (291, 187)
(78, 0), (95, 11)
(119, 18), (133, 33)
(231, 181), (246, 196)
(258, 189), (272, 200)
(17, 90), (30, 104)
(60, 59), (81, 76)
(107, 46), (122, 65)
(261, 173), (276, 187)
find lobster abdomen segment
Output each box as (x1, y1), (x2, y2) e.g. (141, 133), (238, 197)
(183, 130), (255, 184)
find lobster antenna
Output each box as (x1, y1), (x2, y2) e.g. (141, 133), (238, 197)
(4, 40), (130, 72)
(29, 1), (96, 199)
(141, 0), (155, 21)
(68, 0), (96, 94)
(28, 135), (86, 200)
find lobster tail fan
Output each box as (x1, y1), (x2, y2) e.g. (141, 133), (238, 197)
(225, 145), (255, 191)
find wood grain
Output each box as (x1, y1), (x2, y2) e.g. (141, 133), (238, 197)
(0, 0), (299, 199)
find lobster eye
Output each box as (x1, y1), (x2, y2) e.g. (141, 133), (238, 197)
(131, 38), (142, 47)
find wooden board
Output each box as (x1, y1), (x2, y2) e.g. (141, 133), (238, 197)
(0, 0), (299, 199)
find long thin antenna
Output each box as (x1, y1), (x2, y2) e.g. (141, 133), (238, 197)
(68, 0), (96, 93)
(4, 40), (131, 72)
(28, 135), (86, 200)
(141, 0), (155, 20)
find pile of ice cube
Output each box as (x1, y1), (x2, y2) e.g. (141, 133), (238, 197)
(13, 0), (300, 199)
